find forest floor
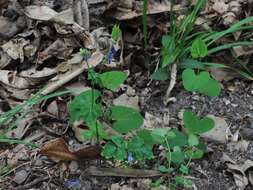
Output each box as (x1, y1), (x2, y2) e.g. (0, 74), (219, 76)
(0, 0), (253, 190)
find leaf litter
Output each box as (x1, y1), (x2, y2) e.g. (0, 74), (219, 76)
(0, 0), (253, 189)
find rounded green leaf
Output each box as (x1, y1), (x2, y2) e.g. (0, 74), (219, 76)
(191, 37), (208, 58)
(188, 134), (199, 147)
(69, 90), (102, 123)
(99, 71), (127, 91)
(182, 69), (221, 97)
(101, 142), (117, 159)
(109, 106), (144, 133)
(183, 110), (215, 134)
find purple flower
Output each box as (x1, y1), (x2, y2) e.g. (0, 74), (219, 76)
(108, 46), (116, 64)
(127, 152), (134, 163)
(64, 179), (81, 189)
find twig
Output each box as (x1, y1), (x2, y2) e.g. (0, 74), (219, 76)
(42, 52), (102, 95)
(164, 63), (177, 105)
(84, 166), (163, 178)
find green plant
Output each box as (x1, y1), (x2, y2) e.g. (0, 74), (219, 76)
(68, 24), (217, 189)
(69, 26), (145, 155)
(151, 0), (253, 96)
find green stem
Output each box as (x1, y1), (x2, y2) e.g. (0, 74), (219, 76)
(164, 137), (171, 170)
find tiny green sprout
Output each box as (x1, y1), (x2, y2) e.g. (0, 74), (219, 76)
(111, 25), (121, 42)
(79, 48), (91, 59)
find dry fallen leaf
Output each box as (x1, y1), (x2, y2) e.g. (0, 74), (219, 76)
(227, 160), (253, 190)
(40, 138), (101, 162)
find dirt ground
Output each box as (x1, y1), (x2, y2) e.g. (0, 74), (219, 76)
(1, 0), (253, 190)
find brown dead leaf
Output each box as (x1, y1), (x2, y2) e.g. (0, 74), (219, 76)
(212, 2), (229, 14)
(40, 138), (78, 161)
(110, 1), (183, 20)
(38, 38), (77, 63)
(40, 138), (101, 162)
(0, 51), (12, 69)
(2, 38), (29, 62)
(227, 160), (253, 190)
(25, 5), (58, 21)
(0, 70), (31, 89)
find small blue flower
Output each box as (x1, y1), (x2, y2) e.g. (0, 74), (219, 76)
(108, 46), (116, 64)
(64, 179), (81, 189)
(127, 152), (134, 163)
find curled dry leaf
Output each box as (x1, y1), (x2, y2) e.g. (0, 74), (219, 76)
(0, 51), (12, 69)
(19, 67), (57, 82)
(25, 5), (57, 21)
(110, 1), (183, 20)
(0, 70), (31, 89)
(5, 115), (34, 139)
(227, 160), (253, 190)
(25, 5), (75, 25)
(39, 138), (101, 162)
(38, 38), (77, 63)
(113, 93), (140, 111)
(2, 38), (30, 62)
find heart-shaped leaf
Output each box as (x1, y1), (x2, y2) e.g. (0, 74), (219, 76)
(183, 110), (214, 135)
(69, 90), (102, 123)
(182, 69), (221, 97)
(109, 106), (144, 133)
(99, 71), (127, 91)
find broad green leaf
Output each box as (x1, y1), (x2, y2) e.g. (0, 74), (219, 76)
(69, 90), (102, 123)
(185, 149), (204, 159)
(169, 147), (185, 164)
(85, 121), (108, 140)
(151, 128), (170, 143)
(110, 106), (144, 133)
(183, 110), (214, 134)
(188, 134), (199, 146)
(111, 136), (125, 147)
(191, 42), (206, 57)
(101, 142), (117, 159)
(182, 69), (221, 97)
(191, 37), (208, 58)
(115, 148), (127, 161)
(151, 67), (169, 80)
(166, 129), (188, 148)
(99, 71), (127, 91)
(137, 130), (156, 146)
(127, 136), (154, 161)
(199, 78), (221, 97)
